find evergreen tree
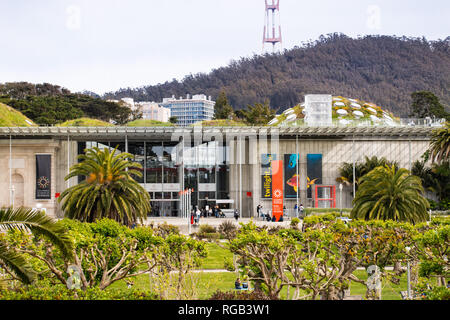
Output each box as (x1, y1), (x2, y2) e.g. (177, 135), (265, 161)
(240, 100), (276, 126)
(410, 91), (449, 120)
(213, 91), (234, 120)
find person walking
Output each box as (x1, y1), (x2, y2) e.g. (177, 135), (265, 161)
(234, 208), (240, 222)
(195, 207), (201, 225)
(299, 204), (305, 219)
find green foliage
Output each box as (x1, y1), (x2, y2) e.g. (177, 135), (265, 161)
(217, 221), (238, 240)
(0, 285), (159, 300)
(195, 225), (220, 242)
(1, 218), (207, 293)
(126, 119), (175, 127)
(0, 102), (36, 127)
(169, 116), (178, 124)
(0, 82), (131, 126)
(351, 165), (429, 224)
(239, 100), (276, 126)
(410, 91), (449, 120)
(195, 119), (246, 127)
(413, 225), (449, 279)
(290, 218), (300, 228)
(214, 90), (235, 120)
(337, 156), (399, 191)
(428, 122), (450, 164)
(413, 160), (449, 205)
(199, 224), (217, 234)
(59, 147), (151, 226)
(0, 208), (73, 285)
(56, 118), (114, 127)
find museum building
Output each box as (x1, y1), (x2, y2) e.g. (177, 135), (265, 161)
(0, 125), (433, 219)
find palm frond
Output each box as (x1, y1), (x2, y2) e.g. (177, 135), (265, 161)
(0, 242), (36, 284)
(0, 207), (73, 260)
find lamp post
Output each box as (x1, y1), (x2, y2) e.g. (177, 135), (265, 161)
(406, 246), (412, 299)
(339, 183), (343, 217)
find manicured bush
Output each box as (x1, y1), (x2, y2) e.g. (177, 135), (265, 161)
(0, 285), (159, 300)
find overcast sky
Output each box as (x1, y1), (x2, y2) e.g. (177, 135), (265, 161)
(0, 0), (449, 94)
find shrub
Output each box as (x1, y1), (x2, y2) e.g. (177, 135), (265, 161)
(290, 218), (300, 228)
(218, 221), (237, 239)
(151, 222), (180, 238)
(199, 224), (217, 234)
(0, 285), (159, 300)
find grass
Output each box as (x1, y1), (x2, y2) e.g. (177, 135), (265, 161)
(198, 242), (234, 270)
(0, 102), (36, 127)
(193, 119), (247, 127)
(56, 117), (114, 127)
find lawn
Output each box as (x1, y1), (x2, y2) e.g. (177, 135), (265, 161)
(198, 242), (234, 270)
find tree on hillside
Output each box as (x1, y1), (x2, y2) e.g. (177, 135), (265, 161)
(0, 82), (70, 99)
(0, 94), (131, 126)
(410, 91), (449, 120)
(213, 91), (235, 120)
(239, 100), (276, 126)
(103, 34), (450, 117)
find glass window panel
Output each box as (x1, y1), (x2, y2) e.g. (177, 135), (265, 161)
(128, 142), (145, 184)
(163, 143), (179, 184)
(146, 143), (163, 184)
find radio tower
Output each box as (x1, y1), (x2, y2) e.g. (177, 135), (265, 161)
(263, 0), (282, 53)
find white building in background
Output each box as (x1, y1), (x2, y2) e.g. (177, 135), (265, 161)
(160, 94), (215, 126)
(136, 102), (171, 123)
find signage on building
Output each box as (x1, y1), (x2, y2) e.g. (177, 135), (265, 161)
(261, 154), (276, 198)
(36, 154), (51, 200)
(272, 160), (284, 222)
(307, 154), (323, 199)
(284, 154), (300, 198)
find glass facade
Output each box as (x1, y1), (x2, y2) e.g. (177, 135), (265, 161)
(161, 99), (215, 126)
(79, 139), (230, 217)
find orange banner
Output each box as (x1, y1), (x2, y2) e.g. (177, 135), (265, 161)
(272, 160), (284, 222)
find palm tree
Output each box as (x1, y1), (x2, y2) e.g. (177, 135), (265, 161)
(58, 146), (151, 226)
(351, 165), (429, 224)
(0, 207), (73, 285)
(428, 122), (450, 164)
(336, 156), (398, 192)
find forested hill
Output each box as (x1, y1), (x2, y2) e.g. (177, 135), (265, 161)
(104, 34), (450, 116)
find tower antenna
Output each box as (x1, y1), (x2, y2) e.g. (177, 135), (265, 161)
(263, 0), (282, 53)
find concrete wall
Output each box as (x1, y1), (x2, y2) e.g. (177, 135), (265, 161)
(0, 139), (59, 217)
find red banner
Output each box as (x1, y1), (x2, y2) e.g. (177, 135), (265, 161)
(272, 160), (284, 222)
